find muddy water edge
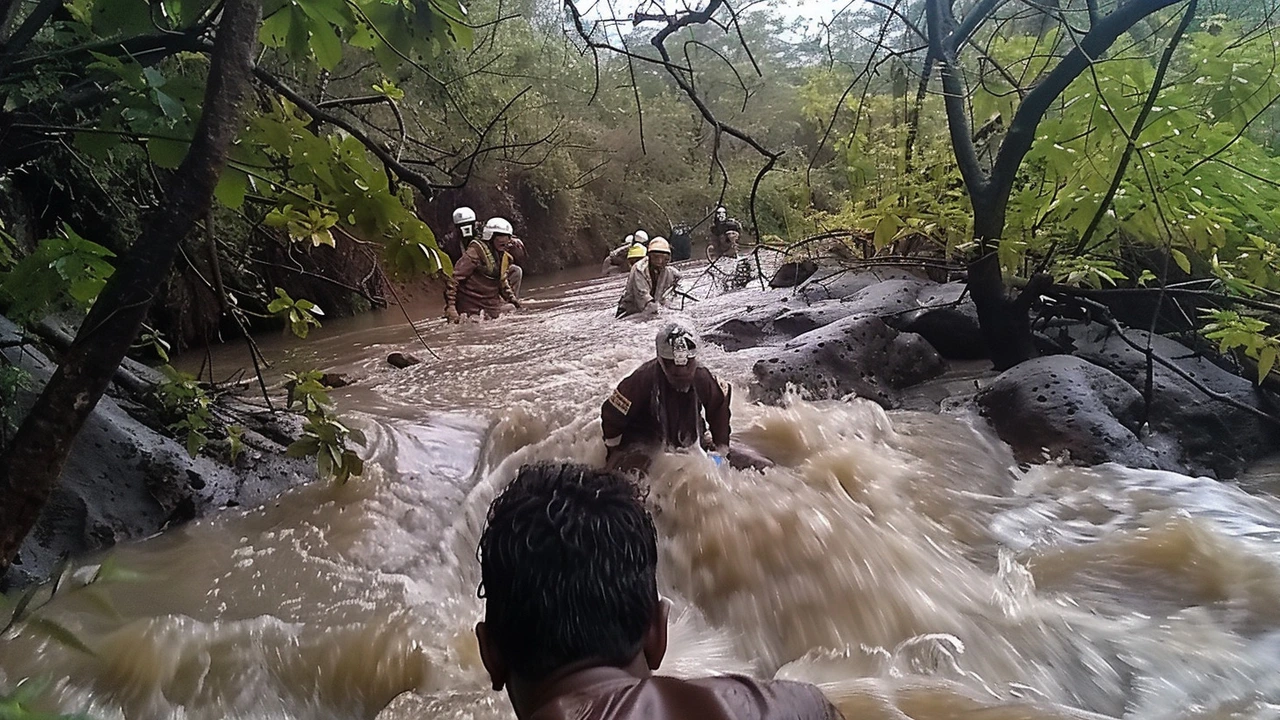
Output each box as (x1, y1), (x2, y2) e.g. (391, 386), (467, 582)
(3, 264), (1280, 720)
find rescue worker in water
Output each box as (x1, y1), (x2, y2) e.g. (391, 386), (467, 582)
(600, 320), (773, 475)
(446, 217), (523, 322)
(474, 461), (844, 720)
(616, 237), (681, 318)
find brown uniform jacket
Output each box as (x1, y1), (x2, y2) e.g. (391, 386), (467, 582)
(529, 669), (843, 720)
(446, 239), (517, 316)
(602, 359), (730, 452)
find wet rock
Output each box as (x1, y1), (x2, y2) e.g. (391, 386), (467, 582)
(320, 372), (352, 388)
(0, 315), (310, 590)
(769, 260), (818, 288)
(773, 278), (930, 339)
(752, 316), (947, 407)
(387, 352), (422, 368)
(1065, 324), (1280, 478)
(771, 301), (865, 337)
(896, 283), (987, 360)
(703, 303), (794, 352)
(796, 267), (922, 302)
(976, 355), (1172, 469)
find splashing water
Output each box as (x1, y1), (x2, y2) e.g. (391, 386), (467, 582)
(3, 263), (1280, 720)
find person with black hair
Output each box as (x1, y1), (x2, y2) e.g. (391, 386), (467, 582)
(474, 462), (844, 720)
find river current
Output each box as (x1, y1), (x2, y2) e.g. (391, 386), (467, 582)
(3, 260), (1280, 720)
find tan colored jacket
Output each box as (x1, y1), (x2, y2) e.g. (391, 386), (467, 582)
(616, 257), (682, 317)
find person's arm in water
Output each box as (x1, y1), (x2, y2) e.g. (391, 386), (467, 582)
(601, 369), (645, 457)
(698, 369), (732, 453)
(445, 243), (481, 322)
(660, 266), (684, 306)
(499, 253), (522, 309)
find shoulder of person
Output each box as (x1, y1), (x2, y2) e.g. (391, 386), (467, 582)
(678, 676), (842, 719)
(695, 366), (728, 394)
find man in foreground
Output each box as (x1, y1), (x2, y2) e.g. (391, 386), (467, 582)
(616, 237), (681, 318)
(446, 217), (523, 322)
(475, 462), (844, 720)
(601, 321), (772, 474)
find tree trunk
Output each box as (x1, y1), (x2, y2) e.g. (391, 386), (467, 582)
(968, 196), (1038, 371)
(0, 0), (261, 575)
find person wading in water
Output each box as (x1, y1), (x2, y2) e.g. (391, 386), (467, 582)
(602, 230), (649, 276)
(616, 237), (681, 318)
(600, 320), (773, 474)
(445, 217), (523, 322)
(474, 462), (844, 720)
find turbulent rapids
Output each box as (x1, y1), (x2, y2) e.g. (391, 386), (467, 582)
(3, 264), (1280, 720)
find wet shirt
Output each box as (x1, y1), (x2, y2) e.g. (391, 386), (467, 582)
(529, 671), (843, 720)
(601, 358), (730, 451)
(616, 257), (682, 317)
(447, 239), (517, 316)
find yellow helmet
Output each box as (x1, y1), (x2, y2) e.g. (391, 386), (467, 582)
(627, 244), (648, 260)
(647, 237), (671, 254)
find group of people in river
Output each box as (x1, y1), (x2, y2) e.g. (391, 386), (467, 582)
(442, 205), (746, 324)
(439, 205), (767, 476)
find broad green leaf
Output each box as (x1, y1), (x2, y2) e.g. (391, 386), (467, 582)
(214, 169), (249, 210)
(1171, 248), (1192, 274)
(260, 7), (293, 47)
(1259, 346), (1277, 382)
(310, 19), (343, 71)
(73, 131), (121, 161)
(148, 137), (189, 170)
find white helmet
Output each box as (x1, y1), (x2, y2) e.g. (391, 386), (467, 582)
(634, 230), (649, 244)
(624, 234), (635, 245)
(482, 217), (514, 241)
(656, 320), (699, 366)
(714, 206), (727, 220)
(452, 207), (477, 225)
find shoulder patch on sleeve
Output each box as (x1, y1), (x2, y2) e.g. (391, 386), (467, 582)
(608, 388), (632, 415)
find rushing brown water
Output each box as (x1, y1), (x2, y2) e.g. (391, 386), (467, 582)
(3, 259), (1280, 720)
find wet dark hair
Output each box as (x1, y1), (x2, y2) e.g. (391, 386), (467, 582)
(477, 462), (659, 681)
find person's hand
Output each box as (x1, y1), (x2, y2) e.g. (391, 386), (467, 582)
(445, 306), (460, 323)
(511, 299), (524, 310)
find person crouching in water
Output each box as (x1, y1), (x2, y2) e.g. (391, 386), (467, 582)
(445, 217), (523, 322)
(616, 237), (680, 318)
(602, 230), (649, 276)
(474, 462), (844, 720)
(601, 320), (773, 475)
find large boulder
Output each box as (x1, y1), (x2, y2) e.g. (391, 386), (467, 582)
(769, 260), (819, 288)
(0, 316), (310, 589)
(772, 278), (929, 338)
(752, 315), (946, 407)
(895, 283), (987, 360)
(1065, 324), (1280, 477)
(796, 267), (922, 302)
(976, 355), (1174, 469)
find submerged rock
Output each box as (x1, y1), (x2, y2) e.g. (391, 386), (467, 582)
(976, 355), (1173, 470)
(387, 352), (422, 368)
(752, 316), (946, 407)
